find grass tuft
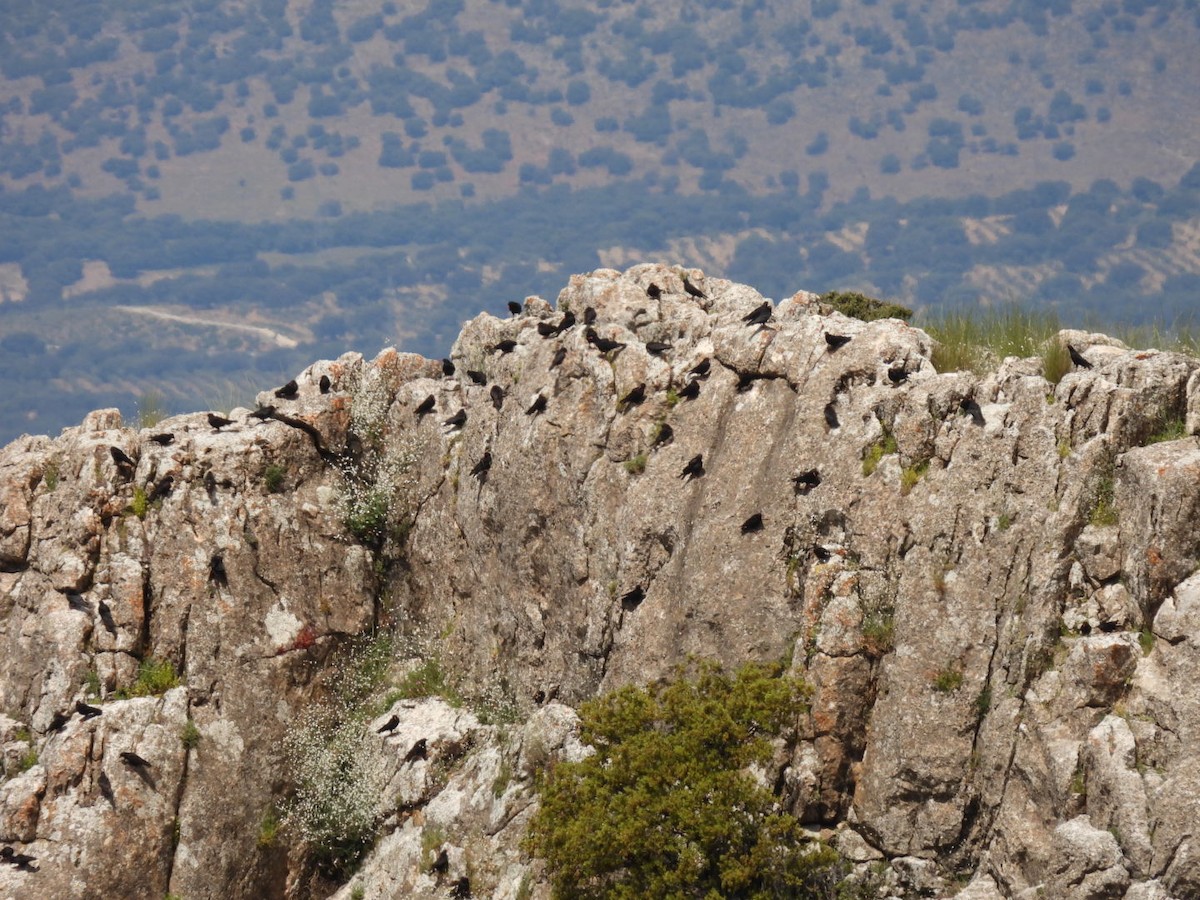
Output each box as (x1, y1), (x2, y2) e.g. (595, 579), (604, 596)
(932, 666), (964, 693)
(822, 290), (913, 322)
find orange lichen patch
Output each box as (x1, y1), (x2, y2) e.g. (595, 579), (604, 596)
(291, 624), (317, 652)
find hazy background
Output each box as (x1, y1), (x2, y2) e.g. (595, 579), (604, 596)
(0, 0), (1198, 443)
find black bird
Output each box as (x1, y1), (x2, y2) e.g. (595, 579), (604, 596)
(470, 452), (492, 480)
(430, 847), (449, 874)
(740, 513), (764, 534)
(404, 738), (428, 763)
(813, 545), (833, 563)
(620, 586), (645, 611)
(444, 409), (467, 429)
(556, 311), (576, 333)
(619, 384), (646, 409)
(646, 283), (662, 299)
(442, 358), (456, 377)
(376, 714), (399, 734)
(450, 876), (471, 898)
(583, 306), (597, 325)
(148, 433), (174, 446)
(209, 555), (227, 587)
(887, 366), (909, 385)
(120, 750), (151, 770)
(207, 412), (234, 431)
(1, 847), (37, 872)
(204, 470), (218, 501)
(110, 446), (135, 470)
(319, 375), (331, 394)
(98, 771), (114, 805)
(823, 404), (839, 430)
(650, 423), (674, 450)
(645, 340), (671, 356)
(1067, 343), (1093, 369)
(48, 710), (70, 732)
(492, 339), (518, 355)
(960, 398), (985, 426)
(525, 394), (547, 416)
(688, 358), (711, 379)
(274, 379), (299, 399)
(248, 405), (276, 421)
(792, 469), (821, 494)
(549, 347), (567, 370)
(679, 453), (704, 481)
(490, 385), (505, 410)
(533, 689), (546, 704)
(1099, 620), (1119, 633)
(742, 302), (772, 326)
(415, 395), (436, 417)
(682, 274), (706, 299)
(67, 593), (89, 613)
(507, 300), (522, 316)
(585, 328), (625, 354)
(76, 700), (102, 720)
(825, 332), (851, 351)
(147, 472), (173, 502)
(98, 600), (117, 635)
(736, 372), (759, 393)
(467, 370), (487, 386)
(678, 380), (701, 401)
(537, 321), (559, 338)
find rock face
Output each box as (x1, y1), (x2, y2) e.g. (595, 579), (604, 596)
(2, 264), (1200, 898)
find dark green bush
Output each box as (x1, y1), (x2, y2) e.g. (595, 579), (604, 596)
(821, 290), (913, 322)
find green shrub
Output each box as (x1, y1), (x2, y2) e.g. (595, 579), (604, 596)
(1144, 413), (1187, 445)
(1042, 340), (1072, 385)
(264, 463), (287, 493)
(525, 661), (844, 899)
(181, 720), (201, 750)
(900, 459), (930, 495)
(390, 657), (462, 706)
(622, 454), (647, 475)
(1089, 475), (1118, 526)
(862, 428), (898, 476)
(257, 808), (281, 849)
(120, 656), (180, 698)
(861, 608), (895, 657)
(1139, 626), (1155, 656)
(822, 290), (913, 322)
(932, 666), (964, 693)
(924, 306), (1060, 375)
(130, 485), (149, 519)
(43, 460), (60, 492)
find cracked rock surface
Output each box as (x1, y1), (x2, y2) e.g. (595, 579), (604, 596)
(3, 265), (1200, 898)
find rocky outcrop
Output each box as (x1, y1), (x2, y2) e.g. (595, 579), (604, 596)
(2, 264), (1200, 898)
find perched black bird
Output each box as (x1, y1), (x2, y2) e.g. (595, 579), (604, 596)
(110, 446), (135, 470)
(204, 470), (218, 501)
(679, 453), (705, 481)
(444, 409), (467, 429)
(415, 395), (436, 417)
(823, 404), (839, 430)
(740, 513), (764, 534)
(67, 593), (89, 613)
(549, 347), (567, 370)
(645, 340), (671, 356)
(319, 375), (332, 394)
(813, 545), (833, 563)
(1067, 343), (1093, 369)
(960, 398), (985, 426)
(537, 321), (559, 338)
(583, 306), (597, 325)
(533, 689), (546, 705)
(120, 750), (151, 770)
(1, 846), (37, 872)
(98, 600), (117, 635)
(650, 423), (674, 450)
(376, 714), (399, 734)
(619, 384), (646, 409)
(620, 586), (645, 611)
(682, 274), (706, 299)
(98, 771), (114, 805)
(274, 379), (299, 399)
(470, 452), (492, 480)
(679, 380), (701, 401)
(48, 710), (70, 732)
(148, 433), (174, 446)
(825, 332), (851, 351)
(736, 372), (759, 393)
(646, 283), (662, 299)
(207, 412), (234, 431)
(209, 555), (227, 587)
(792, 469), (821, 494)
(248, 405), (276, 421)
(76, 700), (102, 720)
(490, 385), (505, 410)
(430, 847), (449, 874)
(556, 311), (576, 333)
(492, 339), (518, 355)
(742, 302), (772, 326)
(450, 876), (471, 898)
(887, 366), (909, 385)
(442, 358), (456, 377)
(404, 738), (428, 763)
(585, 328), (625, 354)
(507, 300), (522, 316)
(525, 394), (547, 416)
(1099, 620), (1119, 633)
(467, 370), (487, 386)
(688, 358), (711, 379)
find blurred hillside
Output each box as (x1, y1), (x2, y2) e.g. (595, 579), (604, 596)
(0, 0), (1198, 443)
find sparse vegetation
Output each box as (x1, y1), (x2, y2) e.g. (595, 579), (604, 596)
(257, 808), (281, 849)
(1143, 413), (1187, 445)
(975, 686), (993, 719)
(263, 463), (287, 493)
(1042, 340), (1073, 386)
(181, 720), (201, 750)
(43, 460), (60, 492)
(1139, 626), (1155, 657)
(862, 427), (898, 476)
(118, 656), (180, 698)
(861, 606), (895, 657)
(84, 668), (101, 699)
(130, 485), (149, 519)
(622, 454), (647, 475)
(390, 657), (462, 707)
(932, 666), (964, 693)
(924, 306), (1061, 376)
(900, 458), (930, 495)
(136, 391), (168, 429)
(822, 290), (912, 323)
(1088, 473), (1118, 526)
